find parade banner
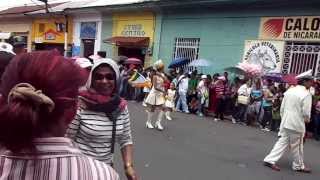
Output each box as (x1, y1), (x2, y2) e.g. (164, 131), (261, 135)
(259, 16), (320, 41)
(242, 40), (285, 73)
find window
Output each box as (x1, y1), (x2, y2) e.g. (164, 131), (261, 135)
(282, 42), (320, 76)
(173, 37), (200, 70)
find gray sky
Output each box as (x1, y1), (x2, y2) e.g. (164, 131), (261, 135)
(0, 0), (82, 9)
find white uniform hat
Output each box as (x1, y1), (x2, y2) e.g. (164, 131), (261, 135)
(75, 57), (93, 69)
(201, 75), (207, 79)
(296, 69), (313, 80)
(0, 42), (15, 55)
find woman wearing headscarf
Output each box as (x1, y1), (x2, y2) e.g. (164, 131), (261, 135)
(145, 60), (167, 130)
(66, 59), (137, 180)
(0, 51), (119, 180)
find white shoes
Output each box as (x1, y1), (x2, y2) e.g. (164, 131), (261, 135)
(142, 101), (147, 107)
(165, 111), (172, 121)
(146, 111), (164, 130)
(214, 118), (220, 122)
(155, 121), (164, 131)
(146, 121), (154, 129)
(231, 118), (237, 124)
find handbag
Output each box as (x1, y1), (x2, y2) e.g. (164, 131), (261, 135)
(237, 95), (250, 105)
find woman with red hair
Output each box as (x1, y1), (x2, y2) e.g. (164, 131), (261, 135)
(0, 51), (119, 180)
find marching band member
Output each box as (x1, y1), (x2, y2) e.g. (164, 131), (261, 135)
(145, 60), (167, 130)
(263, 70), (313, 173)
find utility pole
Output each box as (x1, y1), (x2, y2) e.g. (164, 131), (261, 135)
(64, 14), (68, 57)
(37, 0), (69, 57)
(38, 0), (49, 13)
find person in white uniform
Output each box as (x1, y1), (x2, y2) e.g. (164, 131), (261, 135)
(145, 60), (167, 130)
(263, 70), (313, 173)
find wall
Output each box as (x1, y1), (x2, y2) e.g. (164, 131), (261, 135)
(0, 18), (32, 52)
(156, 4), (320, 74)
(100, 15), (113, 58)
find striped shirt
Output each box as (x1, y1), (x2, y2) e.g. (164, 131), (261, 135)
(66, 105), (133, 165)
(214, 83), (226, 98)
(0, 137), (119, 180)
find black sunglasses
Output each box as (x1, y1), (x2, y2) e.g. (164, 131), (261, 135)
(93, 73), (115, 81)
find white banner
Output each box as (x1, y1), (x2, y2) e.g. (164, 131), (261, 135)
(242, 40), (285, 73)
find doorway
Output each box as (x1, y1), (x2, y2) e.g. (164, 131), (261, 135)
(118, 46), (145, 65)
(82, 39), (95, 58)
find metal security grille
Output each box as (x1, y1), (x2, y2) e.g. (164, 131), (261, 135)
(282, 42), (320, 76)
(173, 37), (200, 71)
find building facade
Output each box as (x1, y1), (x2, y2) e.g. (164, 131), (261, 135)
(153, 0), (320, 74)
(0, 17), (33, 53)
(102, 12), (155, 67)
(31, 16), (73, 56)
(72, 13), (102, 57)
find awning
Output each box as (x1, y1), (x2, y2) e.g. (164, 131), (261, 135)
(0, 32), (11, 39)
(103, 36), (149, 47)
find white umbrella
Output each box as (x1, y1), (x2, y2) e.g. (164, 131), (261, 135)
(188, 58), (212, 67)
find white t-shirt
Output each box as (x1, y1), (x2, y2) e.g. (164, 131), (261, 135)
(178, 76), (189, 93)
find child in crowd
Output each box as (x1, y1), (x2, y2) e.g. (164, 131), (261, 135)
(271, 91), (282, 131)
(197, 75), (209, 117)
(189, 97), (199, 114)
(164, 83), (177, 120)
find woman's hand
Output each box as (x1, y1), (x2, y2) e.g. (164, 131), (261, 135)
(125, 166), (138, 180)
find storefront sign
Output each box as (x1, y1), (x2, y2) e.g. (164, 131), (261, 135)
(260, 16), (320, 41)
(80, 22), (97, 39)
(242, 40), (285, 73)
(121, 24), (146, 37)
(43, 29), (61, 41)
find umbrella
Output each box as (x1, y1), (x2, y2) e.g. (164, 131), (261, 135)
(124, 57), (142, 65)
(168, 57), (189, 69)
(188, 59), (211, 67)
(263, 73), (284, 83)
(283, 74), (297, 85)
(224, 66), (246, 75)
(114, 55), (128, 62)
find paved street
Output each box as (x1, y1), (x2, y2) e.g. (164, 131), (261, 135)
(114, 102), (320, 180)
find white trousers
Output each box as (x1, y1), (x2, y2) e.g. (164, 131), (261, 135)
(263, 129), (305, 170)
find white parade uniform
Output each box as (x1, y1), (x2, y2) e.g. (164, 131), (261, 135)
(263, 85), (312, 170)
(165, 89), (176, 108)
(145, 74), (166, 106)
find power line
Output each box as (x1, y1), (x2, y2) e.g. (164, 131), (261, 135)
(36, 0), (49, 13)
(30, 0), (46, 11)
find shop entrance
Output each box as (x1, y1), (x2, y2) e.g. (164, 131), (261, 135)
(82, 39), (95, 58)
(118, 46), (145, 65)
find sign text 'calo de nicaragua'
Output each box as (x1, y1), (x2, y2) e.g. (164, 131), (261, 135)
(260, 16), (320, 41)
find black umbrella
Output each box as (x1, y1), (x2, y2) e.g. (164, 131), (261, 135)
(168, 57), (189, 69)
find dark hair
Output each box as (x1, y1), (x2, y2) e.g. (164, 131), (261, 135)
(0, 50), (86, 152)
(97, 51), (106, 58)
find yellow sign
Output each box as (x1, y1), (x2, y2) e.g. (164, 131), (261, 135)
(113, 12), (155, 45)
(32, 17), (73, 44)
(259, 16), (320, 41)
